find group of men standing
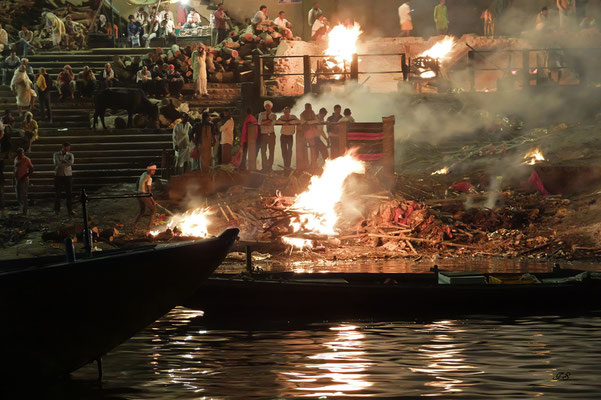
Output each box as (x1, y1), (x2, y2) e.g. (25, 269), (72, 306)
(245, 101), (355, 172)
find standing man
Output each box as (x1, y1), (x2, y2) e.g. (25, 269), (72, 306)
(192, 44), (208, 97)
(220, 110), (234, 164)
(315, 107), (330, 166)
(133, 165), (157, 233)
(53, 142), (74, 216)
(308, 3), (323, 30)
(276, 106), (299, 170)
(35, 67), (52, 122)
(0, 122), (10, 216)
(172, 114), (191, 175)
(200, 111), (217, 171)
(326, 104), (343, 158)
(300, 103), (317, 170)
(434, 0), (449, 35)
(13, 147), (33, 215)
(214, 3), (229, 45)
(239, 108), (256, 170)
(257, 100), (277, 172)
(398, 1), (413, 37)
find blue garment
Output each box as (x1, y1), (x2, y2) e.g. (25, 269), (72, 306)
(128, 21), (142, 37)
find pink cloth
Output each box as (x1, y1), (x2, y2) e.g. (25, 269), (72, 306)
(450, 182), (475, 193)
(347, 132), (384, 141)
(357, 153), (384, 161)
(241, 114), (257, 144)
(177, 6), (186, 25)
(528, 171), (550, 195)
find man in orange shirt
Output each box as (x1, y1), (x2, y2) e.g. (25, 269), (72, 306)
(13, 147), (34, 215)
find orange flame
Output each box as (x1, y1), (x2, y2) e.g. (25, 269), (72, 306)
(419, 36), (456, 60)
(323, 23), (362, 79)
(150, 207), (212, 238)
(283, 150), (366, 249)
(431, 167), (450, 175)
(522, 148), (545, 165)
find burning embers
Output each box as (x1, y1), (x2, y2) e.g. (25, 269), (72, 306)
(432, 167), (450, 175)
(523, 148), (546, 165)
(318, 22), (363, 81)
(282, 150), (366, 249)
(413, 36), (456, 79)
(150, 207), (212, 238)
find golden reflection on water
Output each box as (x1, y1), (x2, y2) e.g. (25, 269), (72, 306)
(282, 324), (374, 397)
(412, 320), (483, 396)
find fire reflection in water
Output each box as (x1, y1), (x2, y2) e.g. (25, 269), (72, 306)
(411, 320), (484, 395)
(282, 324), (373, 397)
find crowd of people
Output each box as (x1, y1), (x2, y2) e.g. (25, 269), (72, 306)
(170, 100), (356, 175)
(398, 0), (596, 38)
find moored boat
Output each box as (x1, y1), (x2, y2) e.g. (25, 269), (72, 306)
(0, 228), (239, 384)
(186, 267), (601, 319)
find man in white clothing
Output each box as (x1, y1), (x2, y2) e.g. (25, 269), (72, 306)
(257, 100), (277, 171)
(172, 114), (192, 174)
(252, 5), (269, 28)
(0, 24), (9, 53)
(276, 106), (299, 170)
(399, 1), (413, 36)
(274, 11), (292, 30)
(308, 3), (323, 29)
(311, 15), (329, 41)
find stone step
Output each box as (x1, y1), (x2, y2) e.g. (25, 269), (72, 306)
(29, 148), (169, 159)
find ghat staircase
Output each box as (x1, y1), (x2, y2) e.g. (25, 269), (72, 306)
(1, 48), (241, 206)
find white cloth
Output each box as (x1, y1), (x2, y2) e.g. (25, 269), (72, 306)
(158, 10), (174, 23)
(136, 69), (151, 82)
(273, 17), (290, 29)
(277, 114), (299, 135)
(311, 19), (327, 38)
(252, 10), (267, 25)
(53, 151), (74, 176)
(164, 20), (175, 35)
(0, 29), (7, 51)
(187, 11), (200, 24)
(173, 121), (192, 167)
(11, 71), (33, 107)
(308, 8), (323, 27)
(220, 118), (234, 145)
(192, 50), (208, 95)
(258, 111), (277, 134)
(103, 69), (114, 80)
(399, 4), (412, 25)
(138, 172), (152, 193)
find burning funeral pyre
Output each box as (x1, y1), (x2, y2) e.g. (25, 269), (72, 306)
(149, 208), (212, 239)
(411, 36), (456, 82)
(316, 23), (363, 84)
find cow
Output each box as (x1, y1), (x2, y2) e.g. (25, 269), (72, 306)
(93, 88), (159, 129)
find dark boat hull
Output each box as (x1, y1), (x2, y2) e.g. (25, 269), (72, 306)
(186, 271), (601, 319)
(0, 228), (238, 383)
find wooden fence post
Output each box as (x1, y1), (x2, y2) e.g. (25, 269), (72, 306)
(350, 53), (359, 82)
(468, 50), (475, 91)
(382, 116), (395, 185)
(337, 122), (347, 157)
(248, 124), (258, 171)
(522, 49), (530, 90)
(303, 55), (312, 95)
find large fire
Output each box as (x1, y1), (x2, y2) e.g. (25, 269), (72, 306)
(150, 207), (212, 238)
(323, 22), (362, 78)
(523, 148), (545, 165)
(283, 150), (366, 249)
(417, 36), (456, 79)
(420, 36), (456, 60)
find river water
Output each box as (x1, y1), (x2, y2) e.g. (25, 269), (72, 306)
(40, 260), (601, 399)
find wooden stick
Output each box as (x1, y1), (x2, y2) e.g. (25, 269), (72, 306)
(406, 240), (418, 254)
